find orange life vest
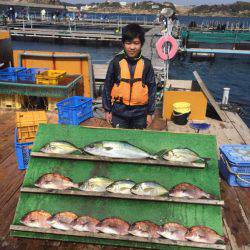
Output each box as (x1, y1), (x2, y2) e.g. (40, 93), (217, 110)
(111, 58), (148, 106)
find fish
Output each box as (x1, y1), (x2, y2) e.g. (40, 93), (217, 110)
(83, 141), (157, 159)
(106, 180), (136, 194)
(35, 173), (79, 190)
(71, 216), (100, 233)
(96, 217), (130, 236)
(129, 221), (160, 238)
(48, 211), (78, 230)
(20, 210), (52, 229)
(169, 183), (214, 199)
(157, 223), (188, 241)
(40, 141), (81, 154)
(185, 226), (226, 244)
(162, 148), (209, 163)
(79, 177), (114, 192)
(131, 182), (168, 196)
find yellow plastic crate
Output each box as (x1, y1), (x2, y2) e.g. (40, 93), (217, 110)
(0, 94), (23, 109)
(35, 70), (66, 85)
(16, 111), (47, 142)
(47, 97), (62, 111)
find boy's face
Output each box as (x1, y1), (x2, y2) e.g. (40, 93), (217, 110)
(123, 37), (142, 58)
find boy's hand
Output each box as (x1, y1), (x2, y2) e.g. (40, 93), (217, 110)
(146, 115), (153, 127)
(105, 112), (112, 124)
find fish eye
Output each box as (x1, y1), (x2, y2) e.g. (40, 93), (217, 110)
(88, 144), (95, 148)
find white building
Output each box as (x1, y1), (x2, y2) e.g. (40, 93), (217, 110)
(120, 2), (127, 7)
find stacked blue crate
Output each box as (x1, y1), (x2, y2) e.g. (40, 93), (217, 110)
(219, 144), (250, 187)
(0, 67), (26, 82)
(57, 96), (93, 125)
(14, 128), (33, 170)
(17, 68), (48, 82)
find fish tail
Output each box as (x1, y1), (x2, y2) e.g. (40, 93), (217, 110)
(217, 236), (227, 243)
(156, 226), (164, 234)
(77, 182), (84, 189)
(202, 157), (211, 163)
(205, 193), (216, 199)
(155, 149), (168, 159)
(77, 148), (84, 154)
(150, 155), (158, 160)
(72, 183), (79, 189)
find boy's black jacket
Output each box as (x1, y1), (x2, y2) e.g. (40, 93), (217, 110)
(102, 53), (156, 118)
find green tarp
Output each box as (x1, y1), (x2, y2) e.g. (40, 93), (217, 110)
(11, 124), (223, 249)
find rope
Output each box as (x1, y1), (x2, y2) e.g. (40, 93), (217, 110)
(220, 154), (250, 185)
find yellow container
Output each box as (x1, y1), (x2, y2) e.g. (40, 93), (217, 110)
(0, 94), (23, 109)
(36, 70), (66, 85)
(16, 111), (47, 142)
(173, 102), (191, 114)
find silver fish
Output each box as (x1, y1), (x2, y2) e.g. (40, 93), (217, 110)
(79, 177), (114, 192)
(131, 182), (168, 196)
(169, 183), (214, 199)
(35, 173), (79, 190)
(40, 141), (81, 154)
(83, 141), (157, 159)
(162, 148), (207, 163)
(20, 210), (52, 229)
(106, 180), (136, 194)
(185, 226), (226, 244)
(71, 216), (100, 233)
(96, 217), (130, 236)
(129, 221), (160, 238)
(48, 211), (78, 230)
(158, 223), (188, 241)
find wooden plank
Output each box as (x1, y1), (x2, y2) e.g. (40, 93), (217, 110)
(0, 154), (25, 208)
(30, 152), (206, 169)
(220, 181), (250, 248)
(10, 225), (226, 250)
(193, 71), (228, 122)
(234, 188), (250, 222)
(21, 187), (224, 206)
(164, 79), (193, 90)
(0, 185), (22, 239)
(224, 111), (250, 144)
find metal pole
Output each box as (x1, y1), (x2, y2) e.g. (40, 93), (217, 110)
(222, 88), (230, 105)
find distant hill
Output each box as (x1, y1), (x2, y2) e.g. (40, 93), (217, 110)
(189, 1), (250, 17)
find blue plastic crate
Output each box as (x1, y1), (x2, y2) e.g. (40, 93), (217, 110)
(17, 68), (47, 82)
(219, 144), (250, 187)
(0, 67), (26, 82)
(57, 96), (93, 125)
(14, 128), (33, 170)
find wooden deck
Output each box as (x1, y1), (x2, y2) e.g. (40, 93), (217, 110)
(0, 109), (249, 250)
(10, 28), (121, 43)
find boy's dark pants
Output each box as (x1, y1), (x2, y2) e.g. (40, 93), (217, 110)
(111, 114), (147, 129)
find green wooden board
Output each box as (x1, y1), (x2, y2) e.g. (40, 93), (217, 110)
(11, 124), (223, 249)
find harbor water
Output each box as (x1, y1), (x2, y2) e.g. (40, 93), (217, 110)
(11, 13), (250, 127)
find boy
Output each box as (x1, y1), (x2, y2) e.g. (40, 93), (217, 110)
(102, 23), (156, 129)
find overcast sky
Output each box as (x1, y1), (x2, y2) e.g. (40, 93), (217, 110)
(65, 0), (249, 6)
